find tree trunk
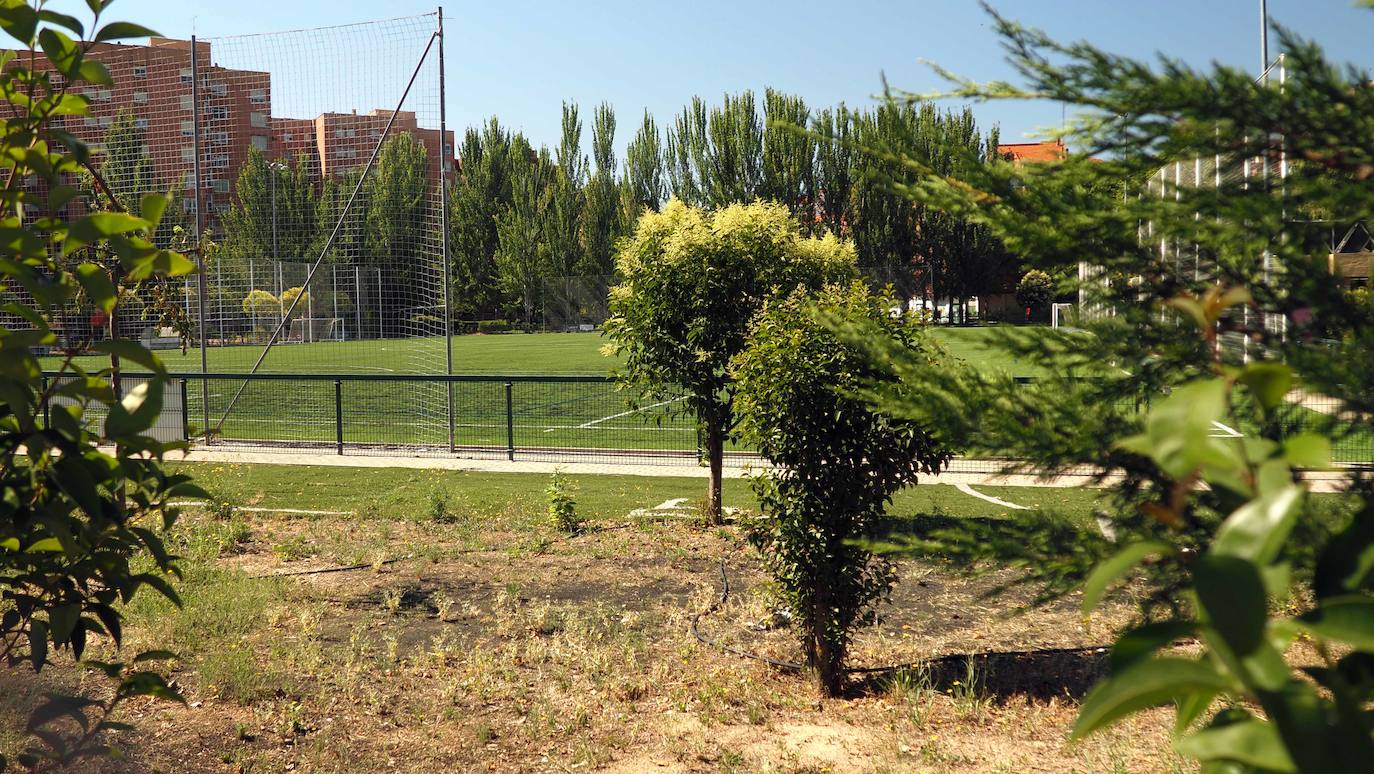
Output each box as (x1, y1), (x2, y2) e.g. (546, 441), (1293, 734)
(704, 418), (724, 525)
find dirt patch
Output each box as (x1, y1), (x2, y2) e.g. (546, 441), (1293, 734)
(1, 516), (1170, 773)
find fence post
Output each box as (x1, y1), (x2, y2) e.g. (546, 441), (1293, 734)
(180, 378), (190, 441)
(40, 374), (49, 429)
(335, 379), (344, 455)
(504, 381), (515, 461)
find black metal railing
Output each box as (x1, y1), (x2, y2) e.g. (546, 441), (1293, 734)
(39, 371), (1374, 469)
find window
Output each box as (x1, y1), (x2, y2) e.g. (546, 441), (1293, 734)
(181, 198), (195, 213)
(250, 111), (268, 129)
(209, 131), (228, 145)
(180, 147), (194, 162)
(334, 127), (355, 139)
(206, 81), (227, 96)
(95, 88), (112, 101)
(251, 135), (269, 151)
(211, 179), (229, 194)
(208, 153), (229, 167)
(98, 115), (112, 127)
(180, 120), (194, 137)
(249, 88), (267, 104)
(206, 106), (227, 120)
(336, 148), (357, 159)
(83, 116), (98, 127)
(133, 65), (146, 78)
(179, 94), (192, 111)
(281, 131), (293, 143)
(132, 90), (148, 104)
(134, 118), (149, 130)
(179, 68), (192, 84)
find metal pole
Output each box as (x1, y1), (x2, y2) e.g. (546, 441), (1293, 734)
(438, 6), (455, 454)
(335, 379), (344, 455)
(1259, 0), (1269, 82)
(180, 378), (190, 440)
(40, 374), (49, 428)
(504, 381), (514, 461)
(191, 35), (209, 441)
(213, 31), (442, 433)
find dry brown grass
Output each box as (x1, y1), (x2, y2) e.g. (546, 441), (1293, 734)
(1, 506), (1191, 773)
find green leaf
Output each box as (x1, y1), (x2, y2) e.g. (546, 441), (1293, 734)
(0, 2), (40, 43)
(1212, 484), (1304, 564)
(74, 263), (117, 314)
(37, 27), (80, 78)
(140, 193), (168, 230)
(1297, 595), (1374, 650)
(1073, 658), (1231, 739)
(65, 212), (149, 251)
(0, 536), (19, 551)
(28, 620), (48, 672)
(1082, 540), (1174, 614)
(48, 604), (79, 644)
(1110, 620), (1197, 671)
(36, 9), (84, 37)
(1284, 433), (1331, 469)
(92, 21), (159, 42)
(1175, 717), (1296, 772)
(77, 58), (111, 87)
(89, 339), (166, 374)
(24, 537), (63, 552)
(1195, 555), (1267, 655)
(1237, 362), (1292, 412)
(105, 379), (163, 437)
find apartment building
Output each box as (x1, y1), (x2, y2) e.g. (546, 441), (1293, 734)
(7, 38), (452, 232)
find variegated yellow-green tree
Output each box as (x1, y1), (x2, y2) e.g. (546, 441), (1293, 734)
(604, 199), (855, 523)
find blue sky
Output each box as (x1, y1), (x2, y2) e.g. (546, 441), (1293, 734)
(108, 0), (1374, 154)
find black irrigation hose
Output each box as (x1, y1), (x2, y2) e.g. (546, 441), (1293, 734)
(690, 559), (1113, 677)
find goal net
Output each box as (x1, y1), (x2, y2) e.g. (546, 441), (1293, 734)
(1051, 303), (1074, 329)
(286, 317), (343, 344)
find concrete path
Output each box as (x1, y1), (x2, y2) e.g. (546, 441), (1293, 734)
(170, 447), (1357, 493)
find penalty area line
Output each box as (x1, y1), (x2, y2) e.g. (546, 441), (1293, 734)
(543, 397), (687, 432)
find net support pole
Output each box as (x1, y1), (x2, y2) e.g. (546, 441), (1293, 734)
(213, 29), (441, 434)
(191, 35), (209, 441)
(438, 6), (455, 453)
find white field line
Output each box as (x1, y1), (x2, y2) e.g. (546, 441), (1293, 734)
(168, 500), (354, 516)
(539, 397), (687, 432)
(954, 483), (1029, 511)
(1210, 421), (1244, 438)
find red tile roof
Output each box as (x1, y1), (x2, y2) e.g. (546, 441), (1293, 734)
(997, 139), (1067, 164)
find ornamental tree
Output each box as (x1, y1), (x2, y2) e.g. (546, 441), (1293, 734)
(604, 199), (855, 523)
(732, 281), (949, 694)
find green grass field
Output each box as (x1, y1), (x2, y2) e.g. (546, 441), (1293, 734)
(53, 328), (1063, 454)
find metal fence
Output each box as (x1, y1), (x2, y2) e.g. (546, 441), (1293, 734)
(42, 371), (1374, 469)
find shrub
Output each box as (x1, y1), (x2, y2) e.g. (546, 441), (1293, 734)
(1014, 269), (1053, 313)
(732, 281), (949, 695)
(477, 319), (513, 334)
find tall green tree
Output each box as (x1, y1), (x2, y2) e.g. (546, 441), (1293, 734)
(547, 102), (586, 280)
(812, 105), (853, 238)
(96, 109), (157, 212)
(222, 148), (317, 269)
(622, 110), (665, 217)
(604, 199), (856, 523)
(579, 102), (621, 277)
(448, 118), (515, 318)
(760, 89), (815, 218)
(494, 140), (552, 325)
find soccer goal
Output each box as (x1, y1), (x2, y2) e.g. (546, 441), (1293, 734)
(1051, 303), (1075, 329)
(287, 317), (344, 344)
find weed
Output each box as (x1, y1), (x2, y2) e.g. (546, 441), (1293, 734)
(546, 470), (580, 533)
(382, 587), (403, 615)
(271, 534), (314, 562)
(950, 657), (991, 722)
(428, 488), (461, 524)
(207, 498), (236, 520)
